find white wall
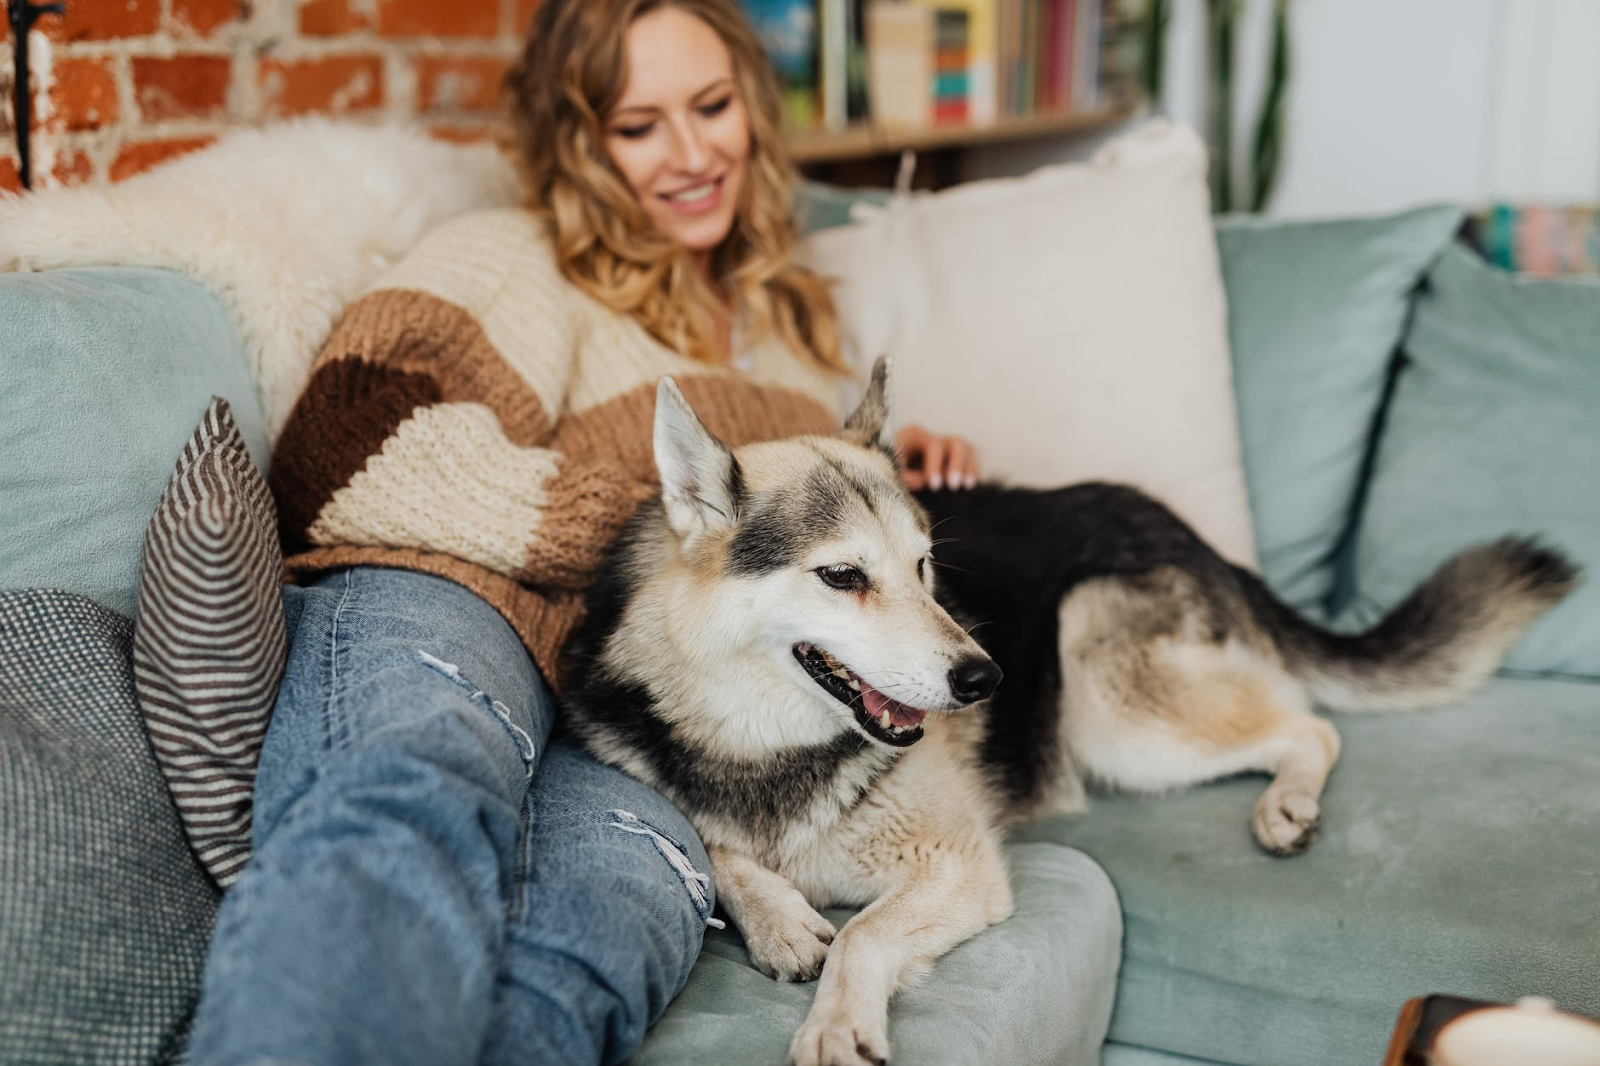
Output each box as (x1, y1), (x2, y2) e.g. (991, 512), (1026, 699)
(1175, 0), (1600, 218)
(972, 0), (1600, 218)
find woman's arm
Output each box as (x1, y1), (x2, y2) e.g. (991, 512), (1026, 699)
(267, 210), (650, 591)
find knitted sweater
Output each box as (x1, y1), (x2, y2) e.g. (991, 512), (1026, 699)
(269, 208), (842, 685)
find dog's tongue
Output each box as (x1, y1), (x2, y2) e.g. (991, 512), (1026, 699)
(860, 682), (927, 729)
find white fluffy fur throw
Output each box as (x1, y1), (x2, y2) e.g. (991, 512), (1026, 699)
(0, 119), (522, 440)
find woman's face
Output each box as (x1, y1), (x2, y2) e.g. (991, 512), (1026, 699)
(605, 6), (752, 257)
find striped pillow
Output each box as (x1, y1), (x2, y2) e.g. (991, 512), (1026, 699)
(133, 397), (286, 888)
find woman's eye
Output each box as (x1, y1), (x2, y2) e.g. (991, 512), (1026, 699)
(698, 96), (732, 118)
(613, 123), (654, 140)
(816, 565), (868, 592)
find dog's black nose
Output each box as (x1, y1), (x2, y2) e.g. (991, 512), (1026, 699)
(948, 657), (1001, 704)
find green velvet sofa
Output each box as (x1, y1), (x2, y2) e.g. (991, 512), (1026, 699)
(3, 202), (1597, 1065)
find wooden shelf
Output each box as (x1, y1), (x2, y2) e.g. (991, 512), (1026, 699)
(784, 102), (1138, 164)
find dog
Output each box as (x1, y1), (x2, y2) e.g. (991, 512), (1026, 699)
(561, 358), (1577, 1066)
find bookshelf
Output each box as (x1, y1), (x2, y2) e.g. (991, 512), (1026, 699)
(785, 100), (1137, 164)
(746, 0), (1140, 185)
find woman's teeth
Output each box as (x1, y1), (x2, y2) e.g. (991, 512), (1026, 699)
(668, 182), (716, 202)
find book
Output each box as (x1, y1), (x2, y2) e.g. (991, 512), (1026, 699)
(933, 8), (970, 124)
(1071, 0), (1100, 111)
(819, 0), (849, 129)
(913, 0), (997, 124)
(740, 0), (818, 128)
(866, 1), (934, 129)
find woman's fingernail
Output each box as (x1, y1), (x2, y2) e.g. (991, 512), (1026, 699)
(965, 473), (977, 489)
(930, 474), (943, 490)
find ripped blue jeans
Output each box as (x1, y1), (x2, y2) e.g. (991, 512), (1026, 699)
(187, 567), (713, 1066)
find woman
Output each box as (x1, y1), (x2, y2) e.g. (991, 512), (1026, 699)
(187, 1), (977, 1064)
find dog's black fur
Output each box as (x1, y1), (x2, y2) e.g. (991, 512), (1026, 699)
(917, 481), (1578, 811)
(917, 482), (1231, 807)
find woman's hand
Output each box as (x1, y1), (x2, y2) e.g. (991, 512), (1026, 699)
(894, 425), (979, 491)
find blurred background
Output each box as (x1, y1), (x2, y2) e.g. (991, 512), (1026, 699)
(3, 0), (1597, 272)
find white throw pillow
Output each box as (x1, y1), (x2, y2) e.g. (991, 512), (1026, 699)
(800, 120), (1257, 565)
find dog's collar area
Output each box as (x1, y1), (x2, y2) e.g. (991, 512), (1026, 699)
(792, 642), (926, 748)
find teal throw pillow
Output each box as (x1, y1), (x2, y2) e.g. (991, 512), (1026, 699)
(797, 181), (891, 234)
(1216, 205), (1463, 614)
(1342, 243), (1600, 678)
(0, 267), (267, 617)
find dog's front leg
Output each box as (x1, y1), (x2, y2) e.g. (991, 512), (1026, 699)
(788, 852), (1013, 1066)
(710, 845), (837, 982)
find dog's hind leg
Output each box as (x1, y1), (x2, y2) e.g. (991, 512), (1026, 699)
(1060, 580), (1344, 854)
(1244, 712), (1341, 855)
(1068, 652), (1342, 854)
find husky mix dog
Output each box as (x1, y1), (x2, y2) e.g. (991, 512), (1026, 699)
(562, 360), (1576, 1066)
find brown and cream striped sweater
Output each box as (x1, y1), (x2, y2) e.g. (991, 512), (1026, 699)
(269, 207), (842, 685)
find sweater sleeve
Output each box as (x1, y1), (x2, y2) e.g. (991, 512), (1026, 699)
(267, 210), (653, 590)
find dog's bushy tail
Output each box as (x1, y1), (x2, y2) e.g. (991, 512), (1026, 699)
(1244, 538), (1579, 712)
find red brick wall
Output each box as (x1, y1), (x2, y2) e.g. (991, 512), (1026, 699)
(0, 0), (540, 189)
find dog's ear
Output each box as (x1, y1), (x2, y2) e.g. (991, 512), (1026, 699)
(654, 377), (741, 544)
(842, 355), (892, 453)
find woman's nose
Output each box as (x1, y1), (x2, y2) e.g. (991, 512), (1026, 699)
(668, 122), (711, 173)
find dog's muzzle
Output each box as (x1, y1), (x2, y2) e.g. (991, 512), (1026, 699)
(793, 642), (951, 747)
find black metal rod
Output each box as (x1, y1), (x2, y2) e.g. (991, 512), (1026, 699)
(10, 0), (67, 190)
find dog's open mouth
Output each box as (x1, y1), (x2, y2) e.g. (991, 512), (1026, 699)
(793, 642), (927, 747)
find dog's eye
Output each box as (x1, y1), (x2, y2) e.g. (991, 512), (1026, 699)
(917, 557), (927, 582)
(816, 564), (868, 592)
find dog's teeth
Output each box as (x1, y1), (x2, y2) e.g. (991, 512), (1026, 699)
(847, 678), (861, 692)
(880, 710), (891, 730)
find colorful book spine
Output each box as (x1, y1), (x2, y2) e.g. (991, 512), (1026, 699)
(932, 8), (971, 124)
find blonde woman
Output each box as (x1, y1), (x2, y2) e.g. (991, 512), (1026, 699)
(188, 1), (976, 1064)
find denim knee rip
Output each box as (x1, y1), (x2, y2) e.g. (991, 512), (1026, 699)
(416, 651), (537, 777)
(607, 809), (723, 929)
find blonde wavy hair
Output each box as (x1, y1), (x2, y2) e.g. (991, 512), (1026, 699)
(505, 0), (847, 373)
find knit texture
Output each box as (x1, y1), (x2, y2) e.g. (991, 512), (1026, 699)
(270, 208), (842, 684)
(0, 590), (218, 1065)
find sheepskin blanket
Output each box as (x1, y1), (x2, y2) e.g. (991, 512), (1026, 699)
(0, 119), (522, 440)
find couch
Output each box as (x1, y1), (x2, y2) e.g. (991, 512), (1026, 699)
(4, 174), (1598, 1065)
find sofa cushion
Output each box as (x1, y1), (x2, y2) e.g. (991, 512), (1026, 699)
(1014, 675), (1600, 1066)
(134, 398), (287, 889)
(0, 267), (268, 616)
(0, 589), (220, 1065)
(1215, 205), (1463, 614)
(796, 181), (891, 233)
(801, 120), (1258, 566)
(635, 841), (1122, 1065)
(1342, 244), (1600, 678)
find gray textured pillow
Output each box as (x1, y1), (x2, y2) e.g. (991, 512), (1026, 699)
(0, 589), (218, 1065)
(134, 397), (286, 888)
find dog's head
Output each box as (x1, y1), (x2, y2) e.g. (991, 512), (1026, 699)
(651, 357), (1000, 749)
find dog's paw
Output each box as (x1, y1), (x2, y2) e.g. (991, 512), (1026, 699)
(741, 903), (837, 982)
(1253, 787), (1321, 856)
(788, 1002), (890, 1066)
